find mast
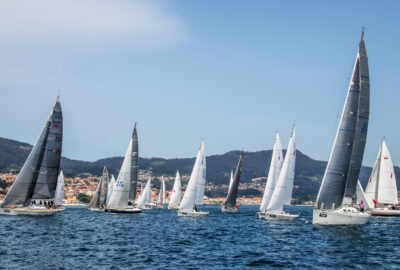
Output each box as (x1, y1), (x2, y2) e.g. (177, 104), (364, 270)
(1, 98), (62, 208)
(223, 151), (244, 208)
(316, 31), (369, 210)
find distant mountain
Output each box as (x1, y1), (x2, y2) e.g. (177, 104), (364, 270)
(1, 137), (399, 202)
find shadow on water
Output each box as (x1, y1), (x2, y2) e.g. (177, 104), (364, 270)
(1, 205), (400, 269)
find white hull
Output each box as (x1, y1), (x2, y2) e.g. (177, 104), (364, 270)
(0, 207), (65, 216)
(221, 205), (239, 213)
(258, 211), (298, 220)
(168, 206), (179, 210)
(313, 207), (370, 225)
(105, 207), (142, 214)
(178, 210), (209, 217)
(140, 204), (154, 210)
(371, 208), (400, 216)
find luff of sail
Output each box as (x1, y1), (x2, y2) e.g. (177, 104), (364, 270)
(260, 133), (283, 212)
(168, 171), (182, 209)
(364, 140), (398, 206)
(1, 99), (62, 208)
(316, 32), (369, 210)
(223, 151), (243, 208)
(179, 145), (203, 212)
(129, 123), (139, 203)
(266, 127), (296, 213)
(54, 170), (65, 206)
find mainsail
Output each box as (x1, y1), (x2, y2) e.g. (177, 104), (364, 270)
(129, 124), (139, 203)
(106, 130), (134, 210)
(223, 151), (244, 208)
(316, 32), (370, 210)
(260, 133), (283, 212)
(54, 170), (65, 206)
(266, 128), (296, 213)
(364, 140), (398, 206)
(168, 171), (182, 209)
(137, 177), (152, 208)
(195, 141), (206, 206)
(228, 170), (234, 193)
(179, 142), (203, 212)
(107, 174), (115, 204)
(1, 98), (63, 208)
(99, 167), (109, 207)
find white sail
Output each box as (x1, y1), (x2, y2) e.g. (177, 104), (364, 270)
(137, 177), (151, 209)
(106, 138), (132, 210)
(54, 170), (65, 206)
(195, 141), (206, 205)
(179, 144), (203, 212)
(107, 174), (115, 204)
(162, 175), (166, 205)
(266, 128), (296, 213)
(356, 180), (370, 209)
(168, 171), (182, 209)
(260, 133), (283, 212)
(365, 140), (398, 206)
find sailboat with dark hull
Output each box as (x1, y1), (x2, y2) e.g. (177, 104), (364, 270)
(88, 167), (109, 211)
(221, 151), (243, 213)
(313, 31), (370, 225)
(105, 125), (141, 214)
(0, 98), (64, 216)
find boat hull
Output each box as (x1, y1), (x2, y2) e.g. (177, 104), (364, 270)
(177, 210), (209, 217)
(371, 208), (400, 216)
(88, 208), (104, 212)
(258, 211), (298, 220)
(105, 208), (142, 214)
(221, 205), (239, 213)
(0, 207), (65, 216)
(313, 207), (370, 225)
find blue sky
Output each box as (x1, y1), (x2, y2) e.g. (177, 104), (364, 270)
(0, 0), (399, 166)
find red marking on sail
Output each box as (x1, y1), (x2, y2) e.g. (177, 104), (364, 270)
(384, 156), (389, 160)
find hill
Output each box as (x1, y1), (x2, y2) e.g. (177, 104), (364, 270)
(1, 137), (399, 202)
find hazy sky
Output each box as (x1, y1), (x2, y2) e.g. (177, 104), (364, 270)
(0, 0), (399, 166)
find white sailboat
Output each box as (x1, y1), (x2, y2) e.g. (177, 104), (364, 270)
(54, 170), (65, 208)
(168, 171), (182, 210)
(313, 32), (370, 225)
(156, 175), (166, 208)
(137, 177), (153, 210)
(105, 128), (141, 214)
(178, 141), (209, 217)
(260, 127), (298, 220)
(258, 132), (283, 218)
(364, 139), (400, 216)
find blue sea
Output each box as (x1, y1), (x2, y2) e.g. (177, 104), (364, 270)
(0, 205), (399, 269)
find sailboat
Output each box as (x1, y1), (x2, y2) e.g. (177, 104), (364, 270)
(54, 170), (65, 208)
(0, 98), (64, 216)
(168, 171), (182, 209)
(258, 132), (284, 218)
(221, 151), (244, 213)
(313, 31), (370, 225)
(156, 175), (166, 208)
(136, 177), (154, 210)
(107, 174), (115, 204)
(260, 127), (298, 220)
(105, 127), (141, 214)
(178, 141), (209, 217)
(88, 167), (109, 211)
(364, 139), (400, 216)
